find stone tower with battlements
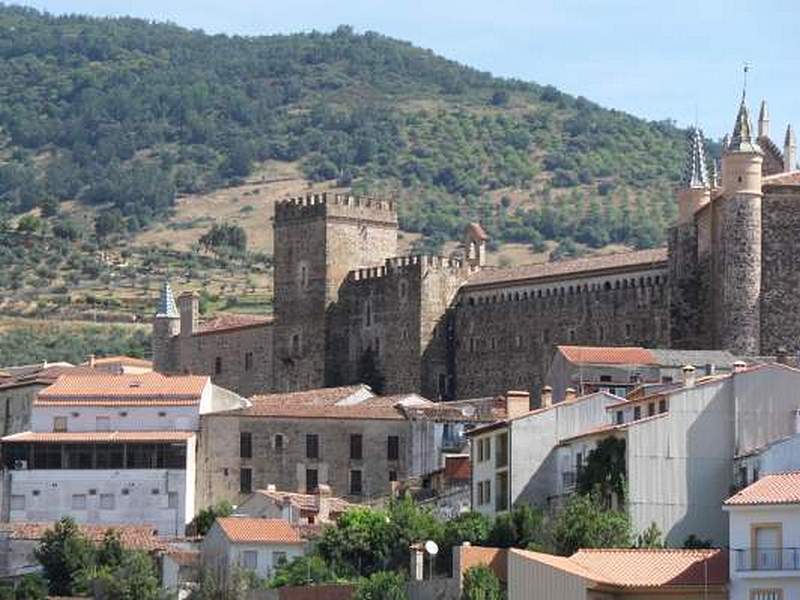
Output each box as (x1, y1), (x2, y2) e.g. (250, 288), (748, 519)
(272, 192), (399, 391)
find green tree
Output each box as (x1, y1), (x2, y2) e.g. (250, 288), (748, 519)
(577, 437), (627, 504)
(269, 555), (338, 588)
(440, 512), (491, 568)
(636, 522), (664, 549)
(191, 500), (234, 536)
(354, 571), (408, 600)
(317, 507), (392, 576)
(92, 551), (161, 600)
(487, 504), (546, 550)
(94, 210), (125, 239)
(34, 517), (95, 596)
(461, 565), (503, 600)
(552, 493), (632, 556)
(682, 534), (713, 549)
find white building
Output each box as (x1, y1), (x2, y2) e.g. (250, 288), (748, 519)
(725, 471), (800, 600)
(0, 372), (247, 536)
(201, 517), (306, 582)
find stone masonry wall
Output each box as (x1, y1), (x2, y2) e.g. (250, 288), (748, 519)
(453, 270), (670, 401)
(196, 414), (412, 508)
(760, 189), (800, 354)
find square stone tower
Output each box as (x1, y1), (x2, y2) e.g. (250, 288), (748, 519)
(272, 193), (398, 391)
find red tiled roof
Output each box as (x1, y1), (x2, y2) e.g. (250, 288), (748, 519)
(253, 489), (353, 515)
(764, 171), (800, 186)
(35, 373), (208, 405)
(558, 345), (655, 366)
(81, 356), (153, 368)
(164, 547), (200, 566)
(0, 522), (165, 551)
(2, 431), (194, 443)
(216, 517), (304, 544)
(195, 314), (272, 336)
(0, 366), (98, 391)
(463, 248), (667, 289)
(725, 471), (800, 506)
(513, 548), (727, 588)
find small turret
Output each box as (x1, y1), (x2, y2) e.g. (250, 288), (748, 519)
(786, 124), (797, 173)
(464, 222), (488, 268)
(677, 127), (711, 224)
(758, 99), (770, 139)
(721, 95), (763, 196)
(156, 280), (179, 319)
(152, 281), (180, 373)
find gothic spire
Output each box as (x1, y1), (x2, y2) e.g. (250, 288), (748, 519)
(786, 124), (796, 148)
(758, 99), (769, 138)
(156, 280), (179, 318)
(683, 127), (710, 188)
(727, 94), (762, 155)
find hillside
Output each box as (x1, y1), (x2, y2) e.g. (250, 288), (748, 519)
(0, 5), (696, 329)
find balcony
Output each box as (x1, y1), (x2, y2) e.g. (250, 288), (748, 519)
(735, 548), (800, 572)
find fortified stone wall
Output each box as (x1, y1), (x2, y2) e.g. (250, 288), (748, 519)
(454, 271), (670, 401)
(668, 225), (702, 349)
(760, 188), (800, 354)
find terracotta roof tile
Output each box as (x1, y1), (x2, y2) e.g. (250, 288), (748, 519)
(463, 248), (667, 289)
(35, 373), (208, 405)
(0, 522), (164, 551)
(252, 489), (353, 515)
(80, 356), (153, 368)
(216, 517), (304, 544)
(195, 314), (272, 336)
(558, 345), (655, 365)
(725, 471), (800, 506)
(2, 431), (194, 443)
(0, 366), (98, 391)
(764, 171), (800, 186)
(513, 548), (727, 588)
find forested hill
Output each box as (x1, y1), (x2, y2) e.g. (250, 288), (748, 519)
(0, 4), (693, 253)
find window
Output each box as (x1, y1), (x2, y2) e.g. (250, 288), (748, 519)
(753, 525), (782, 570)
(387, 436), (399, 461)
(495, 432), (508, 468)
(350, 470), (363, 496)
(53, 416), (67, 433)
(389, 470), (397, 482)
(659, 398), (668, 413)
(33, 444), (62, 469)
(495, 472), (509, 512)
(10, 495), (25, 511)
(599, 375), (612, 383)
(214, 356), (222, 375)
(306, 434), (319, 459)
(478, 437), (491, 463)
(245, 352), (253, 371)
(299, 264), (309, 290)
(615, 411), (624, 425)
(633, 406), (641, 421)
(437, 373), (447, 399)
(274, 434), (284, 452)
(99, 494), (115, 510)
(240, 467), (252, 494)
(350, 434), (363, 460)
(168, 492), (179, 509)
(71, 494), (87, 510)
(479, 480), (492, 505)
(241, 550), (258, 571)
(65, 444), (93, 469)
(240, 432), (253, 459)
(96, 416), (111, 431)
(305, 468), (318, 493)
(272, 551), (288, 568)
(648, 402), (656, 417)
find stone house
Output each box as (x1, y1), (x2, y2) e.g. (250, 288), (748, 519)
(235, 484), (353, 524)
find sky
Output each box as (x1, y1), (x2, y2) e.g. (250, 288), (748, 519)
(12, 0), (800, 140)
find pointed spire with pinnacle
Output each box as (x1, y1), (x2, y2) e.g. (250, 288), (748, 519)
(683, 127), (710, 188)
(758, 99), (769, 138)
(785, 124), (797, 173)
(156, 280), (179, 318)
(728, 92), (763, 155)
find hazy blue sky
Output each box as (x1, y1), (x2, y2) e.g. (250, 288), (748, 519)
(13, 0), (800, 140)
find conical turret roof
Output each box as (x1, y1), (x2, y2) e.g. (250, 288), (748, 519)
(787, 124), (796, 147)
(156, 280), (179, 318)
(683, 127), (709, 188)
(728, 95), (763, 155)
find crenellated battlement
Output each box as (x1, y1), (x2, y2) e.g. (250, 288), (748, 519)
(274, 192), (397, 224)
(346, 255), (465, 283)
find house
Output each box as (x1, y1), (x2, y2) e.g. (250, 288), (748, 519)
(555, 362), (800, 545)
(161, 545), (200, 600)
(196, 384), (496, 507)
(0, 372), (248, 536)
(734, 432), (800, 492)
(507, 547), (728, 599)
(201, 517), (306, 582)
(725, 471), (800, 600)
(236, 484), (353, 524)
(546, 345), (742, 405)
(467, 389), (624, 518)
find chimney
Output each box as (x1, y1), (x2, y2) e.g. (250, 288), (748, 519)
(540, 386), (553, 409)
(733, 360), (747, 374)
(315, 483), (332, 523)
(504, 390), (531, 419)
(564, 387), (577, 402)
(88, 354), (96, 369)
(777, 346), (789, 365)
(410, 544), (425, 581)
(682, 364), (696, 388)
